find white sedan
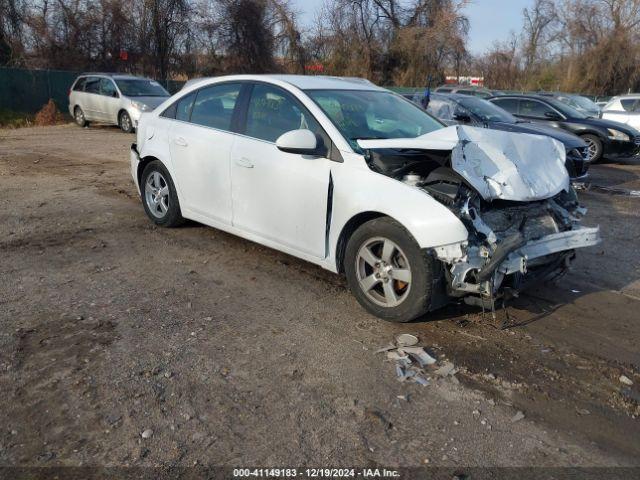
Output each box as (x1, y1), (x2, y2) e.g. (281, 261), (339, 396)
(130, 75), (600, 322)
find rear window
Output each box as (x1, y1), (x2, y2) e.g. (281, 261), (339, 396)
(73, 77), (87, 91)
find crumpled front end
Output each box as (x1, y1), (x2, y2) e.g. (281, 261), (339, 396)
(357, 125), (601, 308)
(431, 187), (600, 306)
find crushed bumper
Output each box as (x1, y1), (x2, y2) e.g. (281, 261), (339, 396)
(434, 226), (601, 297)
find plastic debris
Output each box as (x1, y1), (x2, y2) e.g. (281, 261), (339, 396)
(377, 334), (444, 387)
(619, 375), (633, 386)
(395, 333), (419, 347)
(511, 411), (525, 423)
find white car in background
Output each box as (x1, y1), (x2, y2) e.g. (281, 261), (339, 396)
(68, 73), (170, 132)
(130, 75), (600, 322)
(601, 94), (640, 131)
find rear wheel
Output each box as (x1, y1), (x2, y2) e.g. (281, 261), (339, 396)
(344, 217), (435, 322)
(581, 134), (603, 162)
(140, 161), (185, 227)
(74, 106), (88, 127)
(119, 111), (134, 133)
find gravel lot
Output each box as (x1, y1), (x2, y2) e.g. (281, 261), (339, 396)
(1, 124), (639, 472)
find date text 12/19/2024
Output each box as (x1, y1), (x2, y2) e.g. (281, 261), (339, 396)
(233, 468), (401, 478)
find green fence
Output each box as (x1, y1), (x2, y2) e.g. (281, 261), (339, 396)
(0, 67), (186, 115)
(0, 67), (80, 114)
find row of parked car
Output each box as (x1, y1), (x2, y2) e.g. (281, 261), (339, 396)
(66, 72), (639, 188)
(404, 88), (640, 177)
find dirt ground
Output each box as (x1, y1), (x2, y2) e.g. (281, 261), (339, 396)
(1, 124), (639, 473)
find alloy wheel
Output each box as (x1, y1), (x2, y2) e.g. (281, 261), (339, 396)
(145, 171), (170, 218)
(120, 113), (132, 132)
(355, 237), (412, 308)
(75, 108), (85, 126)
(584, 137), (598, 161)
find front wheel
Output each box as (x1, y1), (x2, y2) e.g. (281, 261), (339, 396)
(140, 161), (185, 227)
(119, 111), (134, 133)
(344, 217), (435, 322)
(581, 134), (603, 163)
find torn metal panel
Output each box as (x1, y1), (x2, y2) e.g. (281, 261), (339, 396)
(358, 125), (570, 202)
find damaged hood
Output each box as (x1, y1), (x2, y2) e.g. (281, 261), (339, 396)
(358, 125), (570, 202)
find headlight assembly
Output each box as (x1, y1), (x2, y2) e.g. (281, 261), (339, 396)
(131, 101), (150, 112)
(607, 129), (630, 141)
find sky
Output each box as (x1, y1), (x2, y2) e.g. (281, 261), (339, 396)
(292, 0), (534, 55)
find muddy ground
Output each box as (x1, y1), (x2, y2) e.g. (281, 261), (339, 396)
(1, 124), (639, 472)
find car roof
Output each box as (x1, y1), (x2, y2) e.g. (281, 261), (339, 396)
(184, 74), (384, 92)
(79, 72), (152, 81)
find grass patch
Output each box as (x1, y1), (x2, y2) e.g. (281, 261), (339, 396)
(0, 109), (35, 128)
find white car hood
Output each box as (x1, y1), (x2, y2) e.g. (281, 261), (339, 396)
(358, 125), (570, 202)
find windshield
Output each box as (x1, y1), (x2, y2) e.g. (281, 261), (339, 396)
(115, 79), (169, 97)
(544, 97), (587, 119)
(456, 96), (518, 123)
(305, 90), (443, 151)
(565, 95), (599, 112)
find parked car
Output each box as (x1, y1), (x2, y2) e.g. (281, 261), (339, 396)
(434, 85), (493, 98)
(538, 92), (602, 117)
(130, 75), (600, 322)
(488, 94), (640, 162)
(601, 94), (640, 132)
(68, 73), (170, 133)
(421, 93), (589, 179)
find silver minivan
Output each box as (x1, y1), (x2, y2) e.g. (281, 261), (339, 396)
(68, 73), (170, 133)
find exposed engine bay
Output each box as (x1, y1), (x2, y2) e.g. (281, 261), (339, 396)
(358, 126), (601, 308)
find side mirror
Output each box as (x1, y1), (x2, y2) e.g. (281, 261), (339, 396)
(544, 111), (561, 120)
(453, 109), (471, 123)
(111, 91), (119, 98)
(275, 129), (318, 154)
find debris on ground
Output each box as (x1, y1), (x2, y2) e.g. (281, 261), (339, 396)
(511, 411), (525, 423)
(619, 375), (633, 386)
(377, 334), (443, 386)
(141, 429), (153, 439)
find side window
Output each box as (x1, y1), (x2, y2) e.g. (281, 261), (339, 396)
(520, 99), (554, 118)
(190, 83), (241, 131)
(73, 78), (87, 91)
(245, 83), (322, 143)
(84, 77), (101, 94)
(161, 102), (178, 119)
(457, 90), (475, 96)
(492, 98), (519, 114)
(621, 99), (638, 112)
(99, 78), (118, 97)
(176, 92), (196, 122)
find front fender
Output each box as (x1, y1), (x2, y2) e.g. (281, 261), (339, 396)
(328, 163), (469, 269)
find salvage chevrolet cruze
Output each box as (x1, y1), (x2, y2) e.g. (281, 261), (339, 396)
(130, 75), (601, 322)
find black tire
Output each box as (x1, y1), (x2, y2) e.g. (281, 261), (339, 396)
(344, 217), (435, 322)
(74, 106), (88, 127)
(119, 111), (134, 133)
(140, 161), (185, 227)
(581, 134), (603, 163)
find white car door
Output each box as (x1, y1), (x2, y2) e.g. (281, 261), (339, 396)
(230, 83), (331, 258)
(96, 78), (121, 124)
(167, 83), (242, 224)
(81, 77), (102, 120)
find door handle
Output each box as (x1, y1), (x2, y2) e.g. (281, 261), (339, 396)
(174, 136), (188, 147)
(234, 157), (254, 168)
